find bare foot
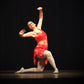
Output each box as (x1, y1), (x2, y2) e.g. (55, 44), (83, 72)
(15, 67), (24, 73)
(53, 69), (59, 74)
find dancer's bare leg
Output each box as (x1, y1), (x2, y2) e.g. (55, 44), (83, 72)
(43, 50), (58, 73)
(21, 59), (45, 73)
(15, 58), (45, 73)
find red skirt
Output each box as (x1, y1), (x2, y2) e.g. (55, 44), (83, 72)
(33, 44), (48, 65)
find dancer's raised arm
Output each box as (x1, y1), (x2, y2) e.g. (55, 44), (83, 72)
(37, 7), (43, 29)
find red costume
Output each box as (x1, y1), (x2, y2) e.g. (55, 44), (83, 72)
(33, 29), (48, 65)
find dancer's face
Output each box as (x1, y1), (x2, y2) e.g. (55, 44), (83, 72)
(27, 21), (36, 30)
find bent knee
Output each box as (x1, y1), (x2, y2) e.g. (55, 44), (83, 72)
(44, 50), (52, 57)
(37, 68), (44, 72)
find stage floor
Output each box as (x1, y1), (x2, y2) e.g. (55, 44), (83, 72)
(0, 70), (84, 84)
(0, 70), (84, 79)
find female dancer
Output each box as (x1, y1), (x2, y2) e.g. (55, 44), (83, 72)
(16, 7), (58, 73)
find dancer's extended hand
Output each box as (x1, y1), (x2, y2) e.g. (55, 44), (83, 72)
(19, 29), (26, 35)
(37, 7), (43, 10)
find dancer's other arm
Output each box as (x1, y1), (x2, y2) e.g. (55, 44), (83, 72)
(19, 29), (35, 38)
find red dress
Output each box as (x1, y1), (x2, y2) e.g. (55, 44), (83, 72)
(33, 29), (48, 65)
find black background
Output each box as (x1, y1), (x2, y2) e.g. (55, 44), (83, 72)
(0, 0), (83, 70)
